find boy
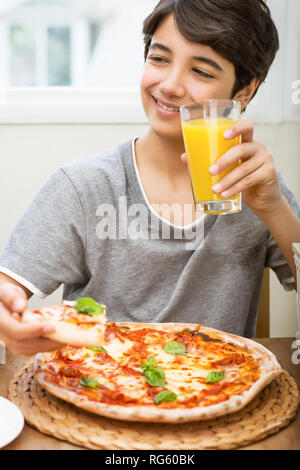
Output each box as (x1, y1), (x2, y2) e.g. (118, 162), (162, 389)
(0, 0), (299, 355)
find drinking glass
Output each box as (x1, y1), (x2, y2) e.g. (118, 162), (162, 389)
(180, 99), (242, 215)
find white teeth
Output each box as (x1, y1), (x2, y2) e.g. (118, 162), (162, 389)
(155, 98), (179, 112)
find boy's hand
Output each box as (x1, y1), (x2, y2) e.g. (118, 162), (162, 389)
(0, 283), (61, 356)
(181, 120), (283, 216)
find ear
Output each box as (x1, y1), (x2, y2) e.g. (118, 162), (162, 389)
(233, 79), (260, 111)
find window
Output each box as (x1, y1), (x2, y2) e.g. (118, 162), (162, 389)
(0, 0), (104, 87)
(0, 0), (298, 124)
(0, 0), (157, 88)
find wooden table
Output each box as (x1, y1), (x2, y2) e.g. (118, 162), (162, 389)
(1, 338), (300, 450)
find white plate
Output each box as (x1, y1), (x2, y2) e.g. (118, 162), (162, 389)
(0, 396), (24, 448)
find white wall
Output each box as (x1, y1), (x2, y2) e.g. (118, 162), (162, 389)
(254, 124), (300, 338)
(0, 121), (299, 337)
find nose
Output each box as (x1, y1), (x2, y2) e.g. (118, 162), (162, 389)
(159, 66), (185, 98)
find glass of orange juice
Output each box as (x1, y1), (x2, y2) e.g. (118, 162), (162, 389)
(180, 100), (242, 215)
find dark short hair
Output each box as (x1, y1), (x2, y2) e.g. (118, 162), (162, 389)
(143, 0), (279, 100)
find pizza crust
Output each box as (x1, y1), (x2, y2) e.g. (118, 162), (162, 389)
(34, 322), (282, 423)
(44, 321), (104, 348)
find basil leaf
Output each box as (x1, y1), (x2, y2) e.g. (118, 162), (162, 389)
(75, 297), (105, 316)
(205, 371), (225, 383)
(147, 355), (156, 366)
(141, 355), (157, 372)
(80, 376), (100, 389)
(164, 341), (187, 356)
(154, 390), (177, 405)
(144, 366), (165, 387)
(88, 346), (108, 353)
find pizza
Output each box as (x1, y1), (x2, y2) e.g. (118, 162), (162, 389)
(13, 298), (106, 348)
(34, 321), (282, 423)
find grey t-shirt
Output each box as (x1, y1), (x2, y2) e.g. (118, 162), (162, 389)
(0, 138), (299, 337)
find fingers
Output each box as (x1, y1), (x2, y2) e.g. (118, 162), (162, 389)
(0, 303), (54, 339)
(1, 335), (63, 356)
(223, 120), (254, 143)
(0, 306), (59, 355)
(0, 282), (28, 312)
(211, 154), (265, 196)
(0, 283), (60, 355)
(213, 164), (267, 199)
(210, 146), (274, 197)
(209, 142), (258, 175)
(182, 119), (255, 169)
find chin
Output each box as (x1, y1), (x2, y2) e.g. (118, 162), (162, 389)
(148, 115), (183, 141)
(149, 121), (180, 140)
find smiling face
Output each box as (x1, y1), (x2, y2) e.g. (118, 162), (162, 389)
(140, 14), (237, 142)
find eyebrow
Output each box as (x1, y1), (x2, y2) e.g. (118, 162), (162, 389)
(149, 42), (223, 72)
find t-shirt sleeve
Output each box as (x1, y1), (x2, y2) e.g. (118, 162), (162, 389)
(0, 168), (88, 297)
(265, 172), (300, 291)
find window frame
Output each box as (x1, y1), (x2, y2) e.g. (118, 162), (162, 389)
(0, 87), (147, 124)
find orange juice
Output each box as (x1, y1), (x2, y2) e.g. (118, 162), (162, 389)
(182, 118), (241, 207)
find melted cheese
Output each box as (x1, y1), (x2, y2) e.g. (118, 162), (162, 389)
(43, 324), (261, 407)
(105, 337), (134, 361)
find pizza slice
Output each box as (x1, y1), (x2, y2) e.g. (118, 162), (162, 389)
(13, 297), (107, 348)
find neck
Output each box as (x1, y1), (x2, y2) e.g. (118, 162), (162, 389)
(136, 129), (187, 180)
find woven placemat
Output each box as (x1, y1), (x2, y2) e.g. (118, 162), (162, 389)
(8, 360), (300, 450)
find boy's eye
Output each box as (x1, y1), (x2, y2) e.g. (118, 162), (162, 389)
(147, 56), (214, 79)
(193, 68), (214, 79)
(148, 55), (168, 63)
